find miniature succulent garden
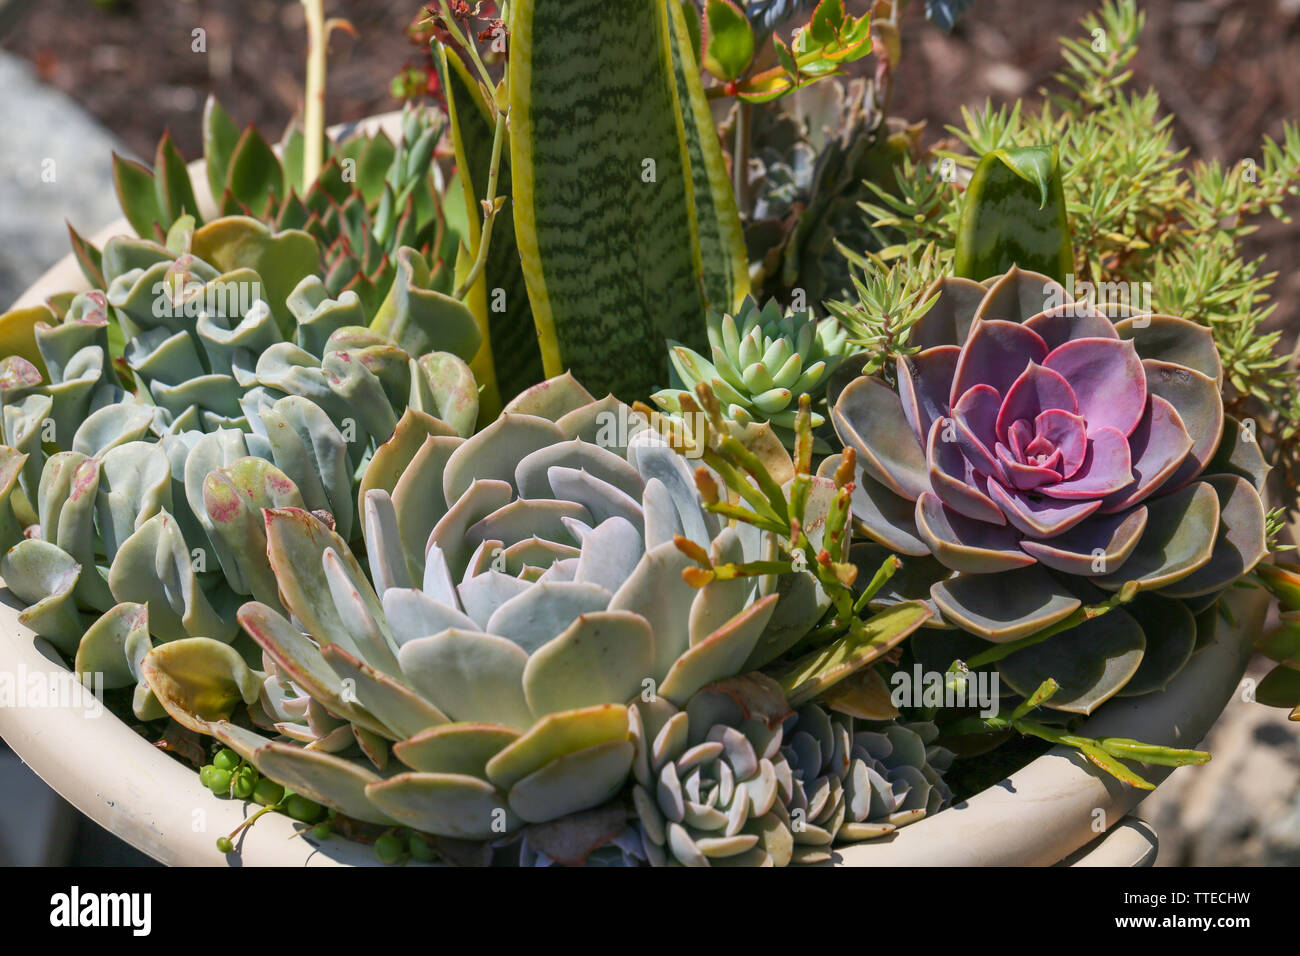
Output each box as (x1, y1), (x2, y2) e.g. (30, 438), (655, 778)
(0, 0), (1297, 867)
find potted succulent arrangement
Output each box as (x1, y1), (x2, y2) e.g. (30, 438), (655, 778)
(0, 0), (1296, 868)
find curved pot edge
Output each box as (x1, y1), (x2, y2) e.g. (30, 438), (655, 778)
(833, 585), (1267, 866)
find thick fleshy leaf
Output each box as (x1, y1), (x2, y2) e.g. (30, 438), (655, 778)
(398, 628), (533, 729)
(1116, 314), (1222, 385)
(190, 217), (318, 335)
(660, 594), (778, 705)
(237, 601), (394, 738)
(253, 743), (395, 825)
(915, 493), (1035, 573)
(1115, 594), (1196, 697)
(845, 460), (931, 556)
(909, 277), (987, 349)
(2, 539), (86, 653)
(1205, 415), (1270, 497)
(1019, 507), (1148, 576)
(1043, 337), (1146, 437)
(1034, 408), (1087, 477)
(926, 422), (1005, 525)
(319, 644), (450, 739)
(950, 384), (1004, 480)
(1099, 396), (1193, 512)
(1157, 474), (1267, 599)
(365, 772), (517, 838)
(607, 540), (698, 678)
(997, 608), (1146, 714)
(522, 611), (653, 715)
(442, 413), (566, 503)
(1039, 426), (1132, 499)
(393, 722), (519, 775)
(485, 704), (630, 790)
(486, 581), (611, 655)
(74, 601), (150, 690)
(140, 637), (262, 732)
(506, 739), (636, 823)
(972, 267), (1067, 325)
(1024, 302), (1119, 349)
(1143, 359), (1223, 489)
(831, 376), (929, 500)
(995, 362), (1077, 445)
(930, 565), (1081, 643)
(426, 478), (514, 579)
(949, 319), (1047, 403)
(987, 482), (1100, 538)
(502, 372), (596, 421)
(1094, 481), (1219, 592)
(896, 346), (959, 445)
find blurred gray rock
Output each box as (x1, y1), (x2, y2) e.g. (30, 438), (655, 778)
(1137, 661), (1300, 865)
(0, 51), (123, 310)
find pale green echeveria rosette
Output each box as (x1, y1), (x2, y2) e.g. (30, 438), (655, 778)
(829, 266), (1271, 715)
(140, 373), (836, 855)
(0, 224), (479, 719)
(653, 298), (852, 450)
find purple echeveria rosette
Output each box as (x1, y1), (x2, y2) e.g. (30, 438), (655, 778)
(827, 266), (1270, 714)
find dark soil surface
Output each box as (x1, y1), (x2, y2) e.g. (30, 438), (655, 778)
(4, 0), (1299, 333)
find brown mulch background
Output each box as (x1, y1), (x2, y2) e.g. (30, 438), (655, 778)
(4, 0), (1299, 335)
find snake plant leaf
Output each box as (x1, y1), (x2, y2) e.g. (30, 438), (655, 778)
(154, 130), (203, 230)
(774, 600), (931, 706)
(224, 125), (284, 217)
(371, 247), (482, 361)
(108, 511), (236, 643)
(113, 152), (165, 240)
(954, 146), (1073, 284)
(1115, 593), (1196, 697)
(190, 217), (318, 336)
(141, 637), (263, 731)
(668, 0), (751, 313)
(1, 539), (86, 653)
(996, 609), (1146, 715)
(509, 0), (709, 399)
(202, 95), (242, 206)
(438, 46), (540, 412)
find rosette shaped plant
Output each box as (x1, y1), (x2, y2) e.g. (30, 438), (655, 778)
(653, 298), (851, 448)
(140, 374), (799, 847)
(830, 267), (1269, 713)
(780, 705), (952, 863)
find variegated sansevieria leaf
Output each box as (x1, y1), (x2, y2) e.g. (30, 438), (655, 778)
(666, 0), (750, 313)
(510, 0), (715, 400)
(438, 46), (541, 417)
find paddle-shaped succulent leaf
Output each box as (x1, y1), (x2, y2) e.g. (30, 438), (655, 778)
(831, 267), (1268, 710)
(143, 374), (809, 848)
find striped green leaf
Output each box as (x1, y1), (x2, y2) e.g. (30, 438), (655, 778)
(438, 47), (541, 414)
(667, 0), (750, 314)
(509, 0), (710, 400)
